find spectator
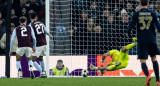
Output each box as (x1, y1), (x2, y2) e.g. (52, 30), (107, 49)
(0, 18), (6, 40)
(11, 9), (19, 26)
(1, 23), (18, 55)
(156, 0), (160, 12)
(106, 15), (119, 50)
(135, 5), (141, 12)
(101, 10), (110, 29)
(52, 59), (69, 76)
(73, 10), (87, 54)
(87, 1), (100, 18)
(38, 5), (45, 23)
(87, 18), (95, 32)
(85, 18), (96, 54)
(28, 0), (40, 14)
(126, 2), (134, 17)
(21, 6), (28, 17)
(92, 25), (107, 54)
(104, 3), (111, 11)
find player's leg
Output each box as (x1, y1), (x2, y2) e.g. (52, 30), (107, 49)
(121, 37), (137, 53)
(25, 47), (35, 79)
(16, 54), (23, 79)
(31, 56), (42, 74)
(39, 56), (45, 72)
(16, 47), (25, 79)
(151, 56), (160, 85)
(31, 47), (43, 74)
(90, 62), (121, 71)
(149, 43), (160, 85)
(138, 43), (151, 85)
(140, 59), (151, 85)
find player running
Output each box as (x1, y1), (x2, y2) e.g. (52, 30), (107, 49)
(9, 16), (36, 79)
(127, 0), (160, 85)
(90, 37), (137, 71)
(29, 12), (53, 77)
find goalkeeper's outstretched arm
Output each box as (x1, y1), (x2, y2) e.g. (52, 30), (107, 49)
(101, 52), (110, 63)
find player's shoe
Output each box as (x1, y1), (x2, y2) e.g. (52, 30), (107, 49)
(133, 37), (137, 45)
(156, 81), (160, 85)
(30, 67), (35, 79)
(90, 64), (95, 70)
(146, 75), (152, 86)
(40, 72), (47, 78)
(18, 71), (23, 79)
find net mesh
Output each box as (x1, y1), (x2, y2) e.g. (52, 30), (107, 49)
(48, 0), (160, 77)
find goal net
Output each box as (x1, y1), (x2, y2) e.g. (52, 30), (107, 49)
(46, 0), (160, 77)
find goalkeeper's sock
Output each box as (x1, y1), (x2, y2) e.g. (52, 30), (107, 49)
(16, 61), (22, 71)
(125, 43), (135, 50)
(141, 63), (149, 77)
(39, 60), (45, 72)
(33, 61), (42, 73)
(107, 65), (116, 71)
(152, 61), (159, 81)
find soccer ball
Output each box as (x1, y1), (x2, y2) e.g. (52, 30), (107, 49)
(81, 69), (89, 77)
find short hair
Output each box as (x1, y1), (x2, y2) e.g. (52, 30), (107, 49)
(30, 12), (37, 19)
(19, 16), (27, 23)
(140, 0), (148, 6)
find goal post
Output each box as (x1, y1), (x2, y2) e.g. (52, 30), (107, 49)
(45, 0), (50, 77)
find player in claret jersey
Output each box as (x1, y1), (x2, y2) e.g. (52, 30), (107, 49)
(29, 12), (53, 77)
(127, 0), (160, 85)
(9, 16), (36, 79)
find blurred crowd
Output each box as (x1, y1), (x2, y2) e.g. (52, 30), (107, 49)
(0, 0), (45, 55)
(72, 0), (160, 55)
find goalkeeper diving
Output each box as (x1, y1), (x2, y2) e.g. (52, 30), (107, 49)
(90, 37), (137, 71)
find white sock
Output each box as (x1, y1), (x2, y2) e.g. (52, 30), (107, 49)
(28, 60), (33, 68)
(39, 61), (45, 72)
(33, 61), (42, 73)
(16, 61), (21, 71)
(95, 67), (98, 70)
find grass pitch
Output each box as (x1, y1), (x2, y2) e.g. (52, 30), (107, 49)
(0, 77), (157, 86)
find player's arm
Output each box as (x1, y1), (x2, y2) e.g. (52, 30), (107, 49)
(31, 27), (36, 53)
(9, 29), (17, 57)
(101, 52), (110, 62)
(153, 13), (160, 32)
(126, 13), (137, 36)
(43, 24), (53, 39)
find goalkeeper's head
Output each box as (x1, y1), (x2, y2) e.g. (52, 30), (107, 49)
(140, 0), (149, 6)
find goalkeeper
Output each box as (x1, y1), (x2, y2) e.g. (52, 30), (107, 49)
(90, 37), (137, 71)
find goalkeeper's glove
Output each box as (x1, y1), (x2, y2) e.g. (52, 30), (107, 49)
(100, 60), (107, 63)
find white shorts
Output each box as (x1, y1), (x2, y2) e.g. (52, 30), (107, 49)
(32, 45), (46, 57)
(16, 47), (32, 58)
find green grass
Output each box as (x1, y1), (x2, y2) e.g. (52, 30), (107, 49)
(0, 77), (157, 86)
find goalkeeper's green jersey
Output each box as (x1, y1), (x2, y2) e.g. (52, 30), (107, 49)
(109, 49), (129, 69)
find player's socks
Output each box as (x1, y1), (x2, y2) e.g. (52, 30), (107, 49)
(107, 65), (116, 71)
(28, 60), (33, 67)
(33, 61), (42, 73)
(125, 43), (135, 50)
(16, 61), (21, 71)
(153, 61), (159, 82)
(28, 60), (35, 79)
(141, 63), (149, 77)
(39, 60), (45, 72)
